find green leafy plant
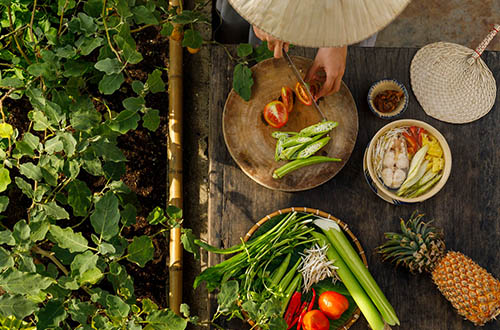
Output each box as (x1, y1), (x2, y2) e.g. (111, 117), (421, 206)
(0, 0), (205, 328)
(231, 43), (273, 101)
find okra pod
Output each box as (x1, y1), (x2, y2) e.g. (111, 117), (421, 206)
(275, 137), (286, 161)
(281, 135), (314, 148)
(281, 273), (302, 316)
(272, 131), (298, 139)
(278, 258), (301, 291)
(298, 121), (338, 137)
(281, 133), (327, 160)
(295, 137), (330, 159)
(270, 253), (291, 286)
(273, 156), (341, 179)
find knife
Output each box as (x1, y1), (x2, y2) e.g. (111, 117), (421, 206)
(283, 49), (327, 121)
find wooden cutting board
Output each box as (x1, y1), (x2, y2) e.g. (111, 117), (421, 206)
(223, 56), (358, 191)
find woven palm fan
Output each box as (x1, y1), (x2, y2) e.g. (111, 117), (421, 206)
(410, 24), (499, 124)
(227, 0), (410, 47)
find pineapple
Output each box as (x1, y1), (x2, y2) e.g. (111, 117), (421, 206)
(378, 212), (500, 326)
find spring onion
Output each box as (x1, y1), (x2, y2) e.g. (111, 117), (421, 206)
(314, 218), (400, 326)
(310, 232), (386, 330)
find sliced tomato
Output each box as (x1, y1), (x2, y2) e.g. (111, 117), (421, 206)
(295, 82), (313, 106)
(308, 81), (322, 99)
(279, 86), (294, 112)
(263, 100), (288, 128)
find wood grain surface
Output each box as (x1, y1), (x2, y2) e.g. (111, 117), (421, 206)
(207, 45), (500, 330)
(223, 56), (358, 191)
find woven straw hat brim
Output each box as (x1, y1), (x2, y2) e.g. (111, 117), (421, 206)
(228, 0), (410, 47)
(410, 42), (497, 124)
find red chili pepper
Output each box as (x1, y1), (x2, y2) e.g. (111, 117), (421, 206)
(409, 126), (419, 138)
(307, 289), (316, 312)
(285, 292), (302, 326)
(403, 132), (418, 151)
(296, 307), (308, 330)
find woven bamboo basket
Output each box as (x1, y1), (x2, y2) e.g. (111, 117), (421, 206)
(242, 207), (367, 330)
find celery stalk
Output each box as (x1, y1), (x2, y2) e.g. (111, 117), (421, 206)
(311, 232), (386, 330)
(314, 219), (400, 326)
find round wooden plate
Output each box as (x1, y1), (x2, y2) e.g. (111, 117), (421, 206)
(223, 56), (358, 191)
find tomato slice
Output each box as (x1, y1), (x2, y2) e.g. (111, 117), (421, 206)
(279, 86), (294, 113)
(263, 100), (288, 128)
(295, 82), (313, 106)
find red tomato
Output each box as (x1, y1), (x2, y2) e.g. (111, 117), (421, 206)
(295, 82), (313, 106)
(302, 310), (330, 330)
(318, 291), (349, 320)
(279, 86), (294, 113)
(263, 100), (288, 128)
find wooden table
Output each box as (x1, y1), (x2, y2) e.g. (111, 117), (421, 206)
(207, 46), (500, 330)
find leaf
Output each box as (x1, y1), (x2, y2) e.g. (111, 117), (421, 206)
(94, 58), (122, 75)
(68, 299), (97, 324)
(147, 207), (167, 225)
(64, 60), (92, 77)
(98, 73), (125, 95)
(40, 167), (58, 187)
(70, 107), (102, 132)
(106, 295), (130, 319)
(49, 225), (89, 252)
(0, 77), (23, 88)
(166, 205), (183, 220)
(0, 230), (15, 245)
(173, 10), (202, 24)
(131, 81), (144, 95)
(0, 168), (10, 192)
(36, 300), (67, 330)
(121, 41), (143, 65)
(182, 29), (203, 49)
(160, 22), (174, 37)
(233, 63), (253, 101)
(70, 251), (98, 277)
(79, 267), (103, 285)
(127, 235), (154, 268)
(255, 41), (274, 62)
(98, 242), (116, 255)
(0, 123), (13, 138)
(77, 12), (97, 34)
(44, 136), (64, 154)
(15, 178), (33, 200)
(217, 280), (239, 312)
(0, 196), (9, 213)
(144, 309), (187, 330)
(58, 132), (77, 156)
(90, 191), (120, 241)
(41, 201), (69, 220)
(103, 161), (126, 180)
(83, 0), (103, 17)
(145, 69), (165, 93)
(108, 110), (140, 134)
(0, 247), (13, 272)
(19, 163), (42, 181)
(92, 140), (126, 162)
(0, 269), (54, 295)
(143, 108), (160, 131)
(13, 220), (30, 243)
(237, 43), (253, 58)
(120, 204), (137, 226)
(0, 294), (37, 319)
(181, 228), (200, 259)
(132, 5), (159, 24)
(123, 97), (145, 112)
(78, 36), (103, 55)
(29, 219), (49, 242)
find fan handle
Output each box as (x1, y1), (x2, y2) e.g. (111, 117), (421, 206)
(468, 24), (499, 64)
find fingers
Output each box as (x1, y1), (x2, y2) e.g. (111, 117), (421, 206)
(305, 62), (320, 82)
(273, 42), (284, 58)
(315, 74), (335, 100)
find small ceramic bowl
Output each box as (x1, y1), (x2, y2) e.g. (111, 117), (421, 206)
(367, 79), (409, 119)
(365, 119), (452, 204)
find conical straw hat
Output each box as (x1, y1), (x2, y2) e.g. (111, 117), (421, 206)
(410, 25), (499, 124)
(228, 0), (410, 47)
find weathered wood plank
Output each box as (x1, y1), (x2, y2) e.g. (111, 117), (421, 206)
(208, 46), (500, 330)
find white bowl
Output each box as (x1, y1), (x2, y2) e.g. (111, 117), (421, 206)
(365, 119), (452, 204)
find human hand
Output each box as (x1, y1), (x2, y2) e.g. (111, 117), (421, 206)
(305, 46), (347, 99)
(253, 26), (289, 58)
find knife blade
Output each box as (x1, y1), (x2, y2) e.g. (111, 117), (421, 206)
(283, 50), (327, 121)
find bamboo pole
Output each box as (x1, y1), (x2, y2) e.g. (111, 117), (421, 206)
(168, 0), (183, 315)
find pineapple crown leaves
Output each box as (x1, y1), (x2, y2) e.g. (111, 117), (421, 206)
(378, 211), (446, 274)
